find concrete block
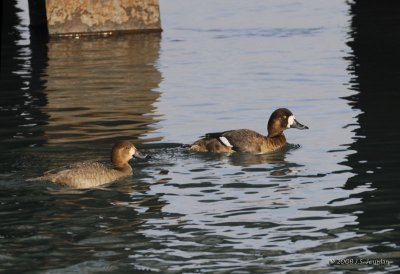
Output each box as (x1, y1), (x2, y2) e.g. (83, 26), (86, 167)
(45, 0), (161, 35)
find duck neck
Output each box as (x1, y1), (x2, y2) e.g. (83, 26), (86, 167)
(267, 130), (284, 138)
(266, 132), (286, 147)
(113, 163), (132, 173)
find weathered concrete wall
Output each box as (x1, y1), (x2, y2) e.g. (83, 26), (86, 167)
(45, 0), (161, 35)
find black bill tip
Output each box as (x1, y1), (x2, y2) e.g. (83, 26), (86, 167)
(290, 119), (309, 130)
(134, 150), (151, 160)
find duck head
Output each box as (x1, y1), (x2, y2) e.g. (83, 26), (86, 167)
(111, 141), (149, 168)
(267, 108), (308, 137)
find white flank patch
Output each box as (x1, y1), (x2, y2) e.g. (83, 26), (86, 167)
(219, 136), (233, 147)
(287, 115), (295, 128)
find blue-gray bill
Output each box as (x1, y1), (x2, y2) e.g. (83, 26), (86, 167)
(291, 119), (309, 130)
(134, 149), (151, 160)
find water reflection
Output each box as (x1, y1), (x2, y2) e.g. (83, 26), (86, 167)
(0, 0), (48, 150)
(43, 33), (162, 145)
(229, 150), (285, 167)
(0, 183), (168, 273)
(343, 0), (400, 228)
(227, 144), (303, 167)
(327, 0), (400, 266)
(2, 0), (400, 272)
(1, 1), (163, 149)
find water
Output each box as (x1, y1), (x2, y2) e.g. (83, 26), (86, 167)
(1, 0), (400, 273)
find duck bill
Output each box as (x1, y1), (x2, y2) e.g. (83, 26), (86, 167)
(133, 149), (151, 160)
(290, 119), (309, 130)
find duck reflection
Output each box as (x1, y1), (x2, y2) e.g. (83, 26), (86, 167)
(42, 33), (162, 145)
(227, 143), (302, 167)
(228, 150), (286, 167)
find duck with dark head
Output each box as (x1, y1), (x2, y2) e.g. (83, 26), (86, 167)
(190, 108), (308, 154)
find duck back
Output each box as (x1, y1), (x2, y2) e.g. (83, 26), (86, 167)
(191, 129), (287, 154)
(38, 161), (132, 189)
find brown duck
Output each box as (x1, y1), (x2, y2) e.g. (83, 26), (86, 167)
(30, 141), (148, 188)
(190, 108), (308, 154)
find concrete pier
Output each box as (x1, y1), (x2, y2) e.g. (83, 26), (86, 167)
(41, 0), (161, 36)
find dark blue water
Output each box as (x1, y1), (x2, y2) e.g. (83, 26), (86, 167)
(1, 0), (400, 273)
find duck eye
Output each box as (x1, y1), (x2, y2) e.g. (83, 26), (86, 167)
(283, 115), (287, 119)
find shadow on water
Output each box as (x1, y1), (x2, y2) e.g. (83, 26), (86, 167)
(1, 0), (48, 150)
(319, 0), (400, 265)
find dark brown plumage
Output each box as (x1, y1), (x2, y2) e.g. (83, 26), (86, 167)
(190, 108), (308, 154)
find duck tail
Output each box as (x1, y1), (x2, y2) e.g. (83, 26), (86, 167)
(203, 131), (226, 139)
(26, 175), (47, 182)
(26, 176), (42, 182)
(181, 144), (193, 149)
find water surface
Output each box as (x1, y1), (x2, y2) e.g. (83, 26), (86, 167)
(1, 0), (400, 273)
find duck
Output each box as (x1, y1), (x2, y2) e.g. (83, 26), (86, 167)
(30, 141), (148, 189)
(189, 108), (308, 154)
